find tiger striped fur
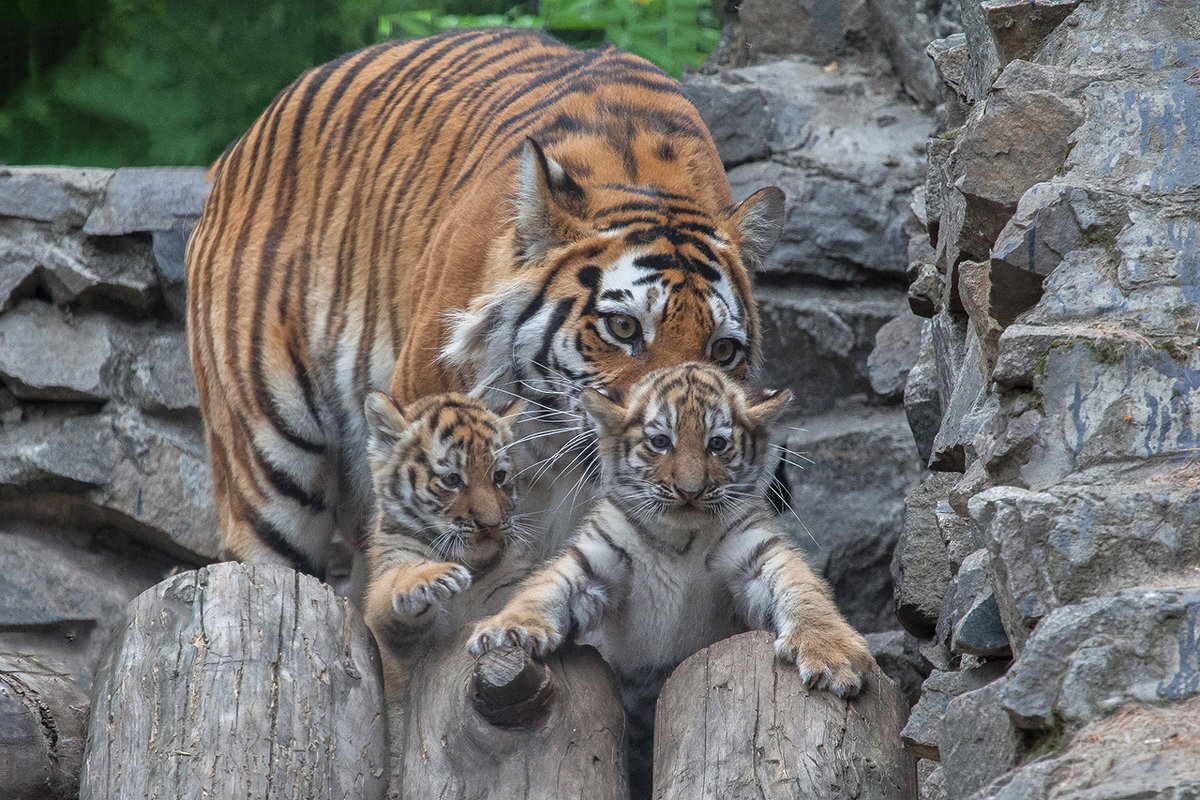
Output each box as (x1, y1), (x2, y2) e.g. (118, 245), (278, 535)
(185, 27), (785, 577)
(468, 363), (873, 785)
(362, 390), (526, 696)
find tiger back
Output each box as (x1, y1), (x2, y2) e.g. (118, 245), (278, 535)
(361, 390), (526, 695)
(185, 27), (785, 578)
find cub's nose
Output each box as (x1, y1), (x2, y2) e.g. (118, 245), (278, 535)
(675, 486), (703, 504)
(476, 521), (504, 540)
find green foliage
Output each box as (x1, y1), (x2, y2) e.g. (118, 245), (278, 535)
(0, 0), (719, 167)
(378, 0), (720, 78)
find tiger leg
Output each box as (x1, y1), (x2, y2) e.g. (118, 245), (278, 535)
(364, 560), (472, 697)
(721, 529), (872, 697)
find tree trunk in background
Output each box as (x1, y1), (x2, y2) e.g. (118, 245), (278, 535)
(79, 562), (388, 800)
(390, 630), (628, 800)
(654, 630), (915, 800)
(0, 652), (89, 800)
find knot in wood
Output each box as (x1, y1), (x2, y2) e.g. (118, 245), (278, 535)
(471, 647), (554, 729)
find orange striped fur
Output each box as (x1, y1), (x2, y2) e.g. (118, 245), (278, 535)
(185, 28), (785, 577)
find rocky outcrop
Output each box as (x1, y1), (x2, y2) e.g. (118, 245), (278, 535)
(893, 1), (1200, 797)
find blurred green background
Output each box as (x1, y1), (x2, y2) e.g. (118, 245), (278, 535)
(0, 0), (721, 167)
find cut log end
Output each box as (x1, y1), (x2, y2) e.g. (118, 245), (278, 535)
(471, 646), (554, 728)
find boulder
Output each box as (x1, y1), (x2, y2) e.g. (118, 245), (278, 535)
(939, 680), (1023, 798)
(892, 472), (957, 638)
(900, 660), (1008, 761)
(969, 696), (1200, 800)
(980, 0), (1080, 65)
(938, 548), (1011, 659)
(0, 167), (111, 227)
(868, 312), (925, 400)
(998, 586), (1200, 732)
(903, 320), (942, 464)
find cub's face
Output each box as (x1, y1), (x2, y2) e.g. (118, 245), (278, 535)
(441, 141), (785, 460)
(581, 362), (791, 522)
(364, 392), (521, 571)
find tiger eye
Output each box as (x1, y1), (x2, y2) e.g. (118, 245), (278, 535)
(710, 337), (738, 365)
(648, 433), (672, 451)
(605, 314), (641, 343)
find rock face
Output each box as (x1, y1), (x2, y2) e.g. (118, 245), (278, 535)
(0, 166), (215, 768)
(890, 1), (1200, 798)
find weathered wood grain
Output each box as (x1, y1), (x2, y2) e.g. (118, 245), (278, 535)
(390, 630), (628, 800)
(0, 652), (89, 800)
(79, 562), (388, 800)
(654, 630), (915, 800)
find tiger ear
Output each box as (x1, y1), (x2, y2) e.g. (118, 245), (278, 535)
(363, 391), (408, 471)
(514, 138), (588, 265)
(745, 387), (792, 429)
(725, 187), (786, 272)
(580, 387), (627, 437)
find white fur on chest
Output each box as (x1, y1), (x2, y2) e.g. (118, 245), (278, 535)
(585, 515), (743, 670)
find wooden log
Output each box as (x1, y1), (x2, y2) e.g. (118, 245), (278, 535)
(0, 652), (89, 800)
(390, 629), (628, 799)
(80, 562), (388, 800)
(654, 630), (916, 800)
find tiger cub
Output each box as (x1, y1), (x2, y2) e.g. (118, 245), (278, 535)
(362, 390), (525, 696)
(468, 363), (872, 779)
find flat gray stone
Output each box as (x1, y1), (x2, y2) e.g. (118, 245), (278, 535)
(82, 167), (209, 236)
(0, 302), (113, 402)
(0, 167), (112, 226)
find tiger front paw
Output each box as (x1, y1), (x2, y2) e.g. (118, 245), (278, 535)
(467, 610), (561, 658)
(775, 621), (873, 698)
(392, 563), (472, 617)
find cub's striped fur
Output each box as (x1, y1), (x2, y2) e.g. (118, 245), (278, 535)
(185, 27), (785, 576)
(469, 363), (872, 783)
(362, 391), (525, 695)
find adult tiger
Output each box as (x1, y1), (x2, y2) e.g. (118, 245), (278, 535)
(186, 27), (784, 579)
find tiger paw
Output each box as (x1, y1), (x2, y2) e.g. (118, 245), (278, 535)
(775, 622), (873, 698)
(467, 611), (561, 658)
(391, 562), (472, 617)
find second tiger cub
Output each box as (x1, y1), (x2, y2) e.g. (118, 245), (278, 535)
(363, 391), (525, 695)
(468, 363), (872, 774)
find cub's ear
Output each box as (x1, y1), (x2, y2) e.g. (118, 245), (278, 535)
(580, 387), (627, 437)
(363, 391), (408, 471)
(513, 138), (589, 265)
(745, 387), (792, 429)
(725, 187), (786, 271)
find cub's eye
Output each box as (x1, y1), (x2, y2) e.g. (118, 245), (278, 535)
(648, 433), (672, 451)
(493, 469), (508, 485)
(707, 435), (729, 454)
(710, 337), (740, 366)
(605, 314), (642, 343)
(440, 473), (463, 489)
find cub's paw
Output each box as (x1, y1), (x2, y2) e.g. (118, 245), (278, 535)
(392, 563), (472, 617)
(775, 622), (873, 698)
(467, 611), (561, 658)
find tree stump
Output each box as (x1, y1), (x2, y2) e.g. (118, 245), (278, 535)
(0, 652), (89, 800)
(79, 562), (388, 800)
(390, 629), (628, 799)
(654, 630), (915, 800)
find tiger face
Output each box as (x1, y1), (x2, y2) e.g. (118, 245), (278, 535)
(580, 362), (791, 523)
(364, 391), (521, 572)
(442, 141), (785, 459)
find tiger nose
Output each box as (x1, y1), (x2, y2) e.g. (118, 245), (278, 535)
(475, 520), (504, 540)
(675, 486), (703, 503)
